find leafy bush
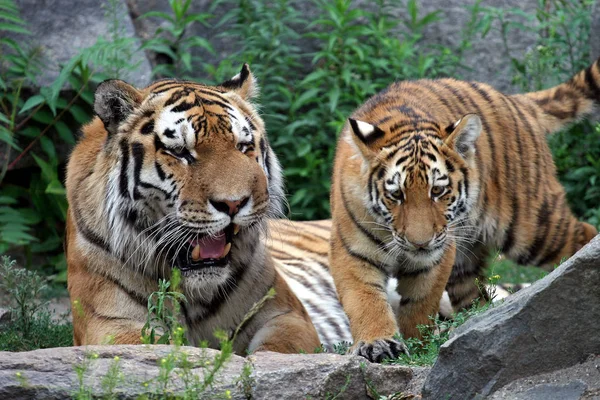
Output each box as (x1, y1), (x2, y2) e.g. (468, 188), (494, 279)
(0, 256), (72, 351)
(211, 0), (481, 219)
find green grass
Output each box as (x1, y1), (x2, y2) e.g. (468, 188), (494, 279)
(486, 257), (548, 285)
(0, 310), (73, 351)
(0, 255), (73, 351)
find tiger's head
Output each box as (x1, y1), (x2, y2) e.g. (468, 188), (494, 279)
(85, 64), (283, 291)
(346, 114), (482, 266)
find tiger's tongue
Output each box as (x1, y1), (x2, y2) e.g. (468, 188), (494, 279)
(191, 232), (226, 259)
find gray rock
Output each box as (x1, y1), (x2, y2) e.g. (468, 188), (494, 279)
(592, 0), (600, 61)
(14, 0), (151, 88)
(416, 0), (538, 93)
(422, 236), (600, 400)
(0, 345), (428, 399)
(489, 355), (600, 400)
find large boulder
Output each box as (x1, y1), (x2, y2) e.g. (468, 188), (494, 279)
(489, 354), (600, 400)
(422, 235), (600, 399)
(0, 345), (428, 399)
(13, 0), (152, 88)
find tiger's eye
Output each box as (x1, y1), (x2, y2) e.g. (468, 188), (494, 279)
(391, 189), (403, 201)
(431, 186), (444, 197)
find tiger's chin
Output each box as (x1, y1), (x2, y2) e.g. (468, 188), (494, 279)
(402, 245), (445, 268)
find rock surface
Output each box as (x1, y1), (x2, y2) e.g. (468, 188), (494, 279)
(14, 0), (152, 88)
(489, 355), (600, 400)
(592, 0), (600, 61)
(422, 235), (600, 400)
(0, 345), (428, 399)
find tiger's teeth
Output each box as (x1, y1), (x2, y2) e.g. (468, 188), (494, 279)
(222, 242), (231, 258)
(191, 244), (201, 261)
(233, 224), (240, 235)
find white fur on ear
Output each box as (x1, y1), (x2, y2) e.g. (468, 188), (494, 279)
(348, 118), (385, 144)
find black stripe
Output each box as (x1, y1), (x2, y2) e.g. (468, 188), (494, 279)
(95, 270), (148, 307)
(131, 142), (145, 200)
(340, 185), (386, 248)
(516, 194), (556, 265)
(72, 205), (111, 254)
(396, 266), (432, 278)
(584, 63), (600, 101)
(335, 224), (385, 271)
(537, 203), (569, 266)
(155, 161), (166, 181)
(141, 121), (154, 135)
(171, 101), (195, 113)
(119, 139), (130, 198)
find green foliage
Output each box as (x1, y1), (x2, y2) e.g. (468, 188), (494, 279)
(142, 269), (188, 345)
(0, 256), (72, 351)
(211, 0), (480, 219)
(140, 0), (215, 78)
(387, 298), (495, 367)
(478, 0), (600, 228)
(0, 0), (139, 278)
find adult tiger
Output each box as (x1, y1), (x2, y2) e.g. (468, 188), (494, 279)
(65, 65), (325, 354)
(329, 57), (600, 362)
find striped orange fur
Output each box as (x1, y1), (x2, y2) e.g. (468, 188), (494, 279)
(65, 65), (320, 354)
(329, 57), (600, 362)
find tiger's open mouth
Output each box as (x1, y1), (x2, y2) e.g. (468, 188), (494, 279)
(173, 224), (240, 272)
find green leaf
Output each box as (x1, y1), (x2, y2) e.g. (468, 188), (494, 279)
(0, 22), (30, 35)
(0, 126), (20, 150)
(328, 86), (340, 113)
(49, 55), (82, 108)
(19, 94), (45, 115)
(138, 10), (174, 23)
(45, 180), (66, 195)
(0, 112), (10, 124)
(39, 136), (56, 159)
(54, 121), (75, 144)
(31, 153), (56, 182)
(69, 104), (90, 124)
(290, 88), (320, 113)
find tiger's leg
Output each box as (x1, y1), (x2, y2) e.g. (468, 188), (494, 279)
(395, 243), (456, 339)
(445, 241), (492, 313)
(329, 229), (405, 362)
(248, 274), (321, 354)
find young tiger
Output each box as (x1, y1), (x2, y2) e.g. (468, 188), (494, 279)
(329, 57), (600, 362)
(65, 65), (322, 354)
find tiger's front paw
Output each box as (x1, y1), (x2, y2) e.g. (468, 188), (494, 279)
(352, 337), (409, 363)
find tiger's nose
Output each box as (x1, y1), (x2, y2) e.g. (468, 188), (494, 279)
(209, 197), (249, 216)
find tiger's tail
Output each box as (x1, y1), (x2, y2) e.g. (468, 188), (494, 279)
(520, 55), (600, 134)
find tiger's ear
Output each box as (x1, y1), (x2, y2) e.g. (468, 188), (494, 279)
(94, 80), (142, 135)
(219, 63), (258, 100)
(445, 114), (481, 158)
(347, 118), (385, 160)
